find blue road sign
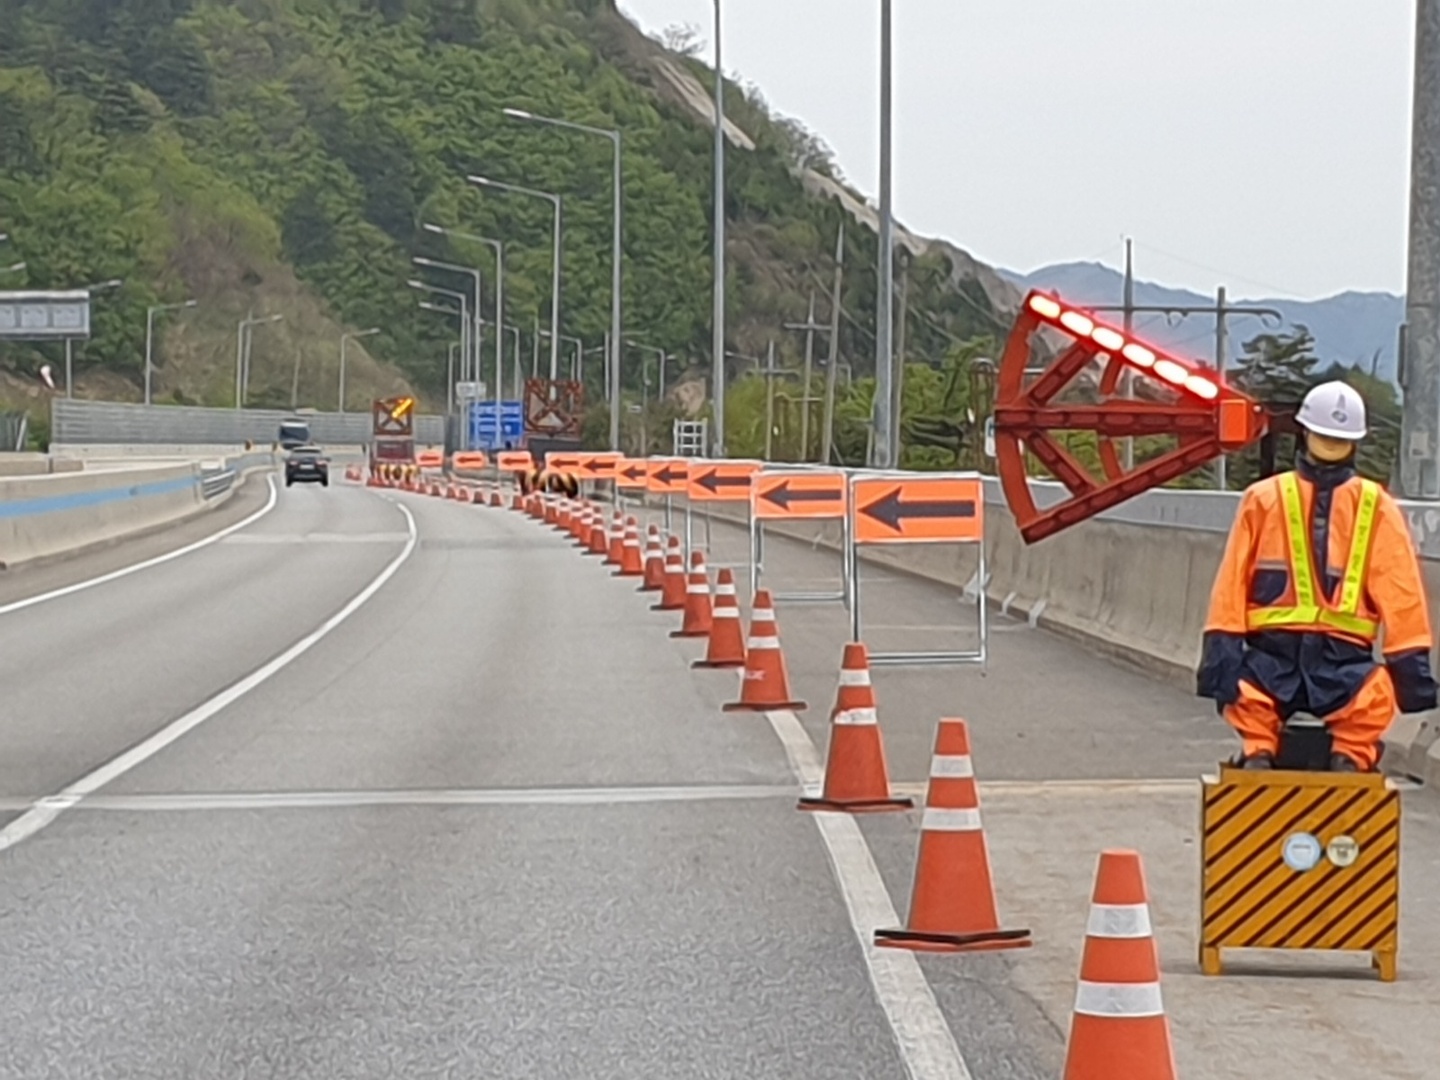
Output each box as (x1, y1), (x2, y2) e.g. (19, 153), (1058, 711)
(470, 400), (524, 450)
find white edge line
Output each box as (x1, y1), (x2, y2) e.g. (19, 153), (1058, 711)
(765, 709), (974, 1080)
(0, 472), (280, 616)
(0, 499), (418, 853)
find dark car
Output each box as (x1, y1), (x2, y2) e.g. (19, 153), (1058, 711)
(285, 445), (329, 487)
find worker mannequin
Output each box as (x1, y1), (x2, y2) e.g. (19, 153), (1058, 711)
(1197, 381), (1436, 772)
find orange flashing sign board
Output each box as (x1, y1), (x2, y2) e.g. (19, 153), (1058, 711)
(576, 452), (622, 480)
(646, 458), (688, 494)
(452, 451), (489, 470)
(853, 476), (983, 544)
(547, 453), (582, 473)
(754, 470), (847, 520)
(497, 450), (534, 473)
(615, 459), (650, 488)
(416, 449), (444, 469)
(688, 461), (760, 502)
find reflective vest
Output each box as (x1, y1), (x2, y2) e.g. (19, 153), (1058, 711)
(1246, 472), (1381, 639)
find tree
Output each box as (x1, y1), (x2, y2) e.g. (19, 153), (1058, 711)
(1232, 326), (1319, 405)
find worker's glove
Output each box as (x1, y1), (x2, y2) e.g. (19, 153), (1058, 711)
(1196, 631), (1245, 708)
(1386, 649), (1438, 714)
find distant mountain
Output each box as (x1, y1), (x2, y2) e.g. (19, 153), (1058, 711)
(1001, 262), (1404, 386)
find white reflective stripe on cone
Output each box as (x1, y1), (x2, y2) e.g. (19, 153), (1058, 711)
(1086, 903), (1153, 939)
(834, 707), (878, 726)
(921, 807), (982, 832)
(686, 584), (709, 594)
(838, 669), (872, 686)
(1073, 981), (1165, 1018)
(929, 755), (974, 778)
(748, 636), (780, 649)
(716, 585), (737, 596)
(752, 607), (776, 620)
(713, 607), (740, 619)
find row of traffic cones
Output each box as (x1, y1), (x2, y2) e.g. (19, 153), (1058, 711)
(507, 488), (1178, 1080)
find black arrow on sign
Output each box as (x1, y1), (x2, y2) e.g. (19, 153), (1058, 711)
(620, 464), (647, 481)
(760, 480), (842, 512)
(696, 470), (751, 494)
(860, 488), (976, 531)
(653, 465), (686, 485)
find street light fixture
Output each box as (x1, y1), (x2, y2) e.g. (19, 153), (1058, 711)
(627, 341), (667, 406)
(422, 223), (505, 411)
(711, 0), (727, 456)
(466, 175), (563, 383)
(0, 261), (26, 276)
(339, 327), (381, 413)
(144, 299), (197, 405)
(412, 282), (470, 412)
(67, 278), (124, 399)
(412, 254), (484, 387)
(234, 312), (282, 409)
(503, 107), (623, 452)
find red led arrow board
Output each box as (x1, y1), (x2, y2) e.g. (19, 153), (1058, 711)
(688, 461), (760, 502)
(854, 477), (983, 544)
(615, 458), (650, 488)
(754, 471), (847, 520)
(646, 459), (688, 494)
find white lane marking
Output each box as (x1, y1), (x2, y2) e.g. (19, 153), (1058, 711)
(0, 473), (279, 617)
(0, 501), (418, 853)
(0, 784), (798, 813)
(766, 709), (975, 1080)
(221, 533), (412, 545)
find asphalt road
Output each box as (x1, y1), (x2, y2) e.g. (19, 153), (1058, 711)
(0, 476), (1434, 1079)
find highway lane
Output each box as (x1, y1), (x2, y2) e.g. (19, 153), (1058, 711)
(0, 485), (935, 1079)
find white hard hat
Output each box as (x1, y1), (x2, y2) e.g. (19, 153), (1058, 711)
(1296, 381), (1367, 440)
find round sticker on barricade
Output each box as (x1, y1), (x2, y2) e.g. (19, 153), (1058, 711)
(1282, 832), (1323, 873)
(1326, 835), (1361, 868)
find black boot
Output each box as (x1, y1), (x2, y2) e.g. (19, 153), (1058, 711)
(1329, 753), (1360, 773)
(1241, 752), (1275, 770)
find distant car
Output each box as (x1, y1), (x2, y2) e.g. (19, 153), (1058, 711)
(285, 445), (329, 487)
(278, 418), (311, 450)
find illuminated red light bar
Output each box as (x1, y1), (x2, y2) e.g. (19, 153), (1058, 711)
(1026, 291), (1220, 401)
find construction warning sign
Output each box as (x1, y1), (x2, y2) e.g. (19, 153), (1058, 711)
(647, 459), (688, 494)
(853, 476), (983, 544)
(615, 458), (649, 488)
(688, 461), (760, 502)
(497, 450), (534, 473)
(754, 471), (847, 520)
(452, 451), (489, 471)
(576, 452), (622, 481)
(547, 453), (582, 473)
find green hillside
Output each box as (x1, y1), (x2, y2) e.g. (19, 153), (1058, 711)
(0, 0), (1015, 457)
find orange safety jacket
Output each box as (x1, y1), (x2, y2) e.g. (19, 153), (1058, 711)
(1197, 457), (1436, 718)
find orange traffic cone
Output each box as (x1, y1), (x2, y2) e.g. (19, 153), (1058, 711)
(874, 719), (1030, 951)
(572, 503), (592, 545)
(511, 491), (524, 511)
(799, 643), (912, 813)
(651, 536), (686, 610)
(604, 511), (625, 565)
(587, 508), (609, 555)
(671, 550), (713, 638)
(614, 517), (644, 577)
(692, 566), (747, 669)
(723, 589), (807, 711)
(638, 526), (665, 592)
(1061, 851), (1175, 1080)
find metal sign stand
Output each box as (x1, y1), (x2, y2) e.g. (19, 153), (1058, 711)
(848, 470), (988, 668)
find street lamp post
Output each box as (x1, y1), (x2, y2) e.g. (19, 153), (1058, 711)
(504, 108), (623, 451)
(418, 302), (466, 413)
(234, 312), (282, 409)
(339, 327), (380, 413)
(410, 281), (470, 413)
(467, 175), (563, 383)
(412, 255), (483, 389)
(712, 0), (727, 456)
(627, 342), (667, 406)
(67, 279), (122, 400)
(145, 299), (197, 406)
(423, 224), (505, 416)
(872, 0), (897, 469)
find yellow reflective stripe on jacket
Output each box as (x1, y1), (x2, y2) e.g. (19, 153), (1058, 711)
(1245, 474), (1381, 638)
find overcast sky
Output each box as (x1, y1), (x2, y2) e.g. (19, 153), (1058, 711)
(616, 1), (1415, 301)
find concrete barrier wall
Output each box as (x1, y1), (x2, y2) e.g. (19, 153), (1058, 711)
(52, 399), (446, 447)
(0, 462), (206, 569)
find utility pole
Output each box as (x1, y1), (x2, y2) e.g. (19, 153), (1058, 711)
(712, 0), (727, 457)
(1215, 285), (1230, 490)
(1401, 0), (1440, 498)
(872, 0), (896, 468)
(764, 340), (777, 461)
(892, 253), (909, 462)
(1121, 237), (1135, 469)
(783, 292), (828, 462)
(823, 224), (845, 465)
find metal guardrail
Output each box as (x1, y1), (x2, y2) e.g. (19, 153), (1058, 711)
(0, 412), (26, 452)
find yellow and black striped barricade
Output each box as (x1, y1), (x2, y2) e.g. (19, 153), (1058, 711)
(1200, 766), (1400, 981)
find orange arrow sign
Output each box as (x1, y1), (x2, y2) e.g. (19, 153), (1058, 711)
(576, 452), (622, 480)
(497, 450), (534, 473)
(853, 476), (983, 543)
(547, 453), (582, 473)
(615, 458), (650, 488)
(688, 461), (760, 502)
(754, 471), (847, 519)
(646, 459), (688, 494)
